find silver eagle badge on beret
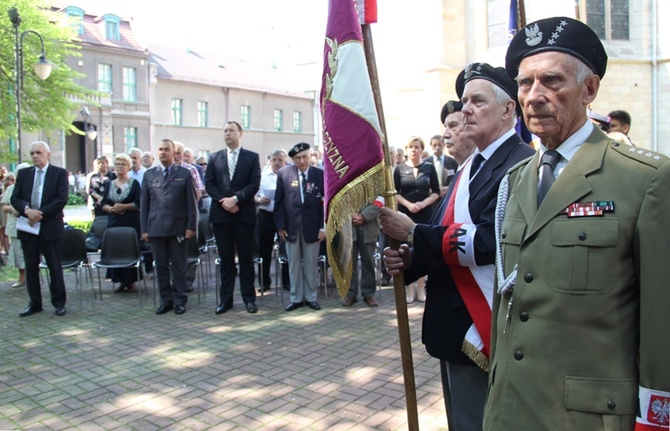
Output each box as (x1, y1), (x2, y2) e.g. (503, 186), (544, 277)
(525, 23), (542, 47)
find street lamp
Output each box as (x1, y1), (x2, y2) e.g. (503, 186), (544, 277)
(8, 7), (53, 162)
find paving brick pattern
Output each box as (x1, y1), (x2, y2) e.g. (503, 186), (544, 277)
(0, 250), (448, 430)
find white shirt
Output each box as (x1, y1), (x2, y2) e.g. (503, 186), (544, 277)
(258, 170), (278, 212)
(538, 120), (593, 181)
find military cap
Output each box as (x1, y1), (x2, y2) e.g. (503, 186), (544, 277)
(440, 100), (463, 124)
(455, 62), (521, 116)
(288, 142), (310, 158)
(505, 16), (607, 80)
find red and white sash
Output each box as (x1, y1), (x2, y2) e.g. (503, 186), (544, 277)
(440, 159), (494, 370)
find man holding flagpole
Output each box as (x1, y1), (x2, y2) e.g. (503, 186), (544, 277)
(381, 64), (534, 430)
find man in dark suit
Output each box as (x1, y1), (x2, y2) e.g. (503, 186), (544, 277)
(426, 135), (458, 198)
(274, 142), (325, 312)
(205, 121), (261, 315)
(11, 141), (69, 317)
(141, 139), (198, 315)
(381, 64), (535, 431)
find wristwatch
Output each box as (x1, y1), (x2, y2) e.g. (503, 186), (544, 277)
(406, 224), (417, 243)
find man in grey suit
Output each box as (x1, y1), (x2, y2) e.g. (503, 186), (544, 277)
(141, 139), (198, 315)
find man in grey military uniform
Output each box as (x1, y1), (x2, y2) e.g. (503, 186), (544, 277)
(484, 17), (670, 431)
(141, 139), (198, 315)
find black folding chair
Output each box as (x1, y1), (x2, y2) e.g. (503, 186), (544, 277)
(40, 228), (92, 307)
(92, 227), (147, 306)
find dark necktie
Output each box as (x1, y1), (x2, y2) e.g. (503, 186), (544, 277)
(537, 150), (560, 207)
(469, 154), (484, 180)
(163, 167), (169, 179)
(301, 172), (307, 202)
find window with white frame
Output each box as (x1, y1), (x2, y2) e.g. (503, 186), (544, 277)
(197, 101), (208, 127)
(240, 105), (251, 129)
(97, 63), (112, 93)
(293, 111), (302, 133)
(122, 67), (136, 102)
(274, 109), (283, 132)
(124, 127), (137, 153)
(586, 0), (629, 41)
(171, 99), (183, 126)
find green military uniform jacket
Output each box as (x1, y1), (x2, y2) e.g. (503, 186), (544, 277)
(484, 127), (670, 431)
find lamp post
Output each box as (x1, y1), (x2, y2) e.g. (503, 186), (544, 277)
(8, 7), (53, 163)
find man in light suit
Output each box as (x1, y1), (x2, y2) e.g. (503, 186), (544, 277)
(206, 121), (261, 315)
(381, 64), (535, 431)
(426, 135), (458, 198)
(484, 17), (670, 431)
(274, 142), (325, 312)
(141, 139), (198, 315)
(11, 142), (69, 317)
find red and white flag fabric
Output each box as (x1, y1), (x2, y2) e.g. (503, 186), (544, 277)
(356, 0), (377, 24)
(636, 386), (670, 431)
(320, 0), (385, 298)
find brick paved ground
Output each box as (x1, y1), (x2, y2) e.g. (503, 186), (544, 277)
(0, 234), (448, 430)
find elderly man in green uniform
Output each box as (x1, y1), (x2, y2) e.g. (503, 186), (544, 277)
(484, 17), (670, 431)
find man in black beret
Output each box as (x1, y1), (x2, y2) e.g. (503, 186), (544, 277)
(485, 17), (670, 431)
(441, 100), (476, 168)
(381, 63), (534, 431)
(274, 142), (325, 312)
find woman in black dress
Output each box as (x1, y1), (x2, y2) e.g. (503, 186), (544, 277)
(101, 153), (142, 293)
(393, 136), (440, 303)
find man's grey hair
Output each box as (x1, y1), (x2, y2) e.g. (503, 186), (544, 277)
(30, 141), (51, 153)
(271, 149), (288, 158)
(184, 147), (194, 156)
(569, 56), (596, 85)
(491, 83), (518, 121)
(173, 141), (184, 151)
(128, 147), (142, 157)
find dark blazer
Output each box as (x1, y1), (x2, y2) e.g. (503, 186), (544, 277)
(140, 165), (198, 237)
(205, 147), (261, 224)
(11, 164), (69, 241)
(407, 134), (535, 364)
(425, 154), (459, 187)
(274, 165), (324, 243)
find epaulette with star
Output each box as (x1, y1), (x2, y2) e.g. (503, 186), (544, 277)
(610, 141), (669, 168)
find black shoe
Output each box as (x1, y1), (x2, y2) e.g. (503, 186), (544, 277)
(285, 302), (303, 312)
(174, 305), (186, 315)
(156, 304), (174, 314)
(215, 302), (233, 314)
(55, 307), (67, 316)
(305, 301), (321, 310)
(185, 287), (194, 293)
(258, 286), (271, 293)
(282, 285), (290, 291)
(381, 276), (392, 286)
(245, 302), (258, 314)
(19, 305), (43, 317)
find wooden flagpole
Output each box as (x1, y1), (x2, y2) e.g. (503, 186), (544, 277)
(361, 23), (420, 431)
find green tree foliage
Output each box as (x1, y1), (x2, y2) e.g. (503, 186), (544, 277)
(0, 0), (95, 156)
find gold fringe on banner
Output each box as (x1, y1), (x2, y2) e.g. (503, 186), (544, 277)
(326, 161), (386, 299)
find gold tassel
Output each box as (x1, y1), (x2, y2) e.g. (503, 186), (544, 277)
(462, 340), (490, 372)
(327, 162), (386, 299)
